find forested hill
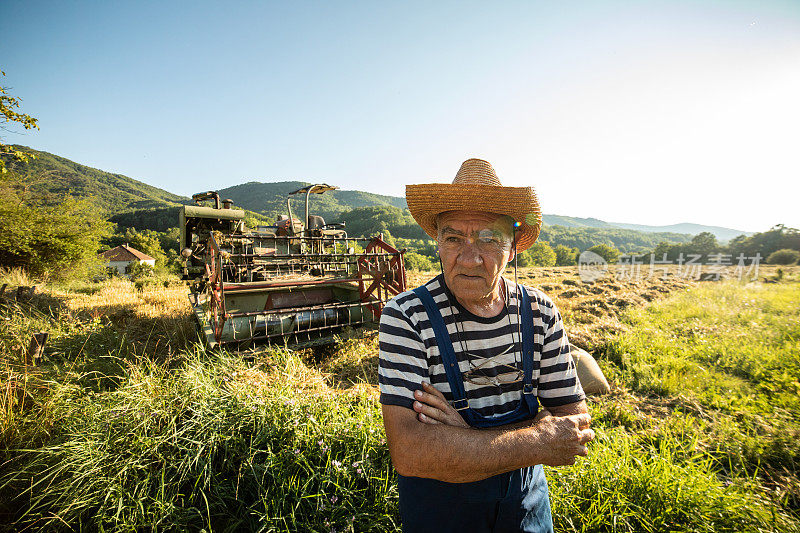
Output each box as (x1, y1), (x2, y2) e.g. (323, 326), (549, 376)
(5, 146), (751, 243)
(6, 146), (189, 212)
(217, 181), (408, 222)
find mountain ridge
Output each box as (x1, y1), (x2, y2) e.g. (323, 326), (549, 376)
(6, 146), (753, 242)
(7, 146), (189, 212)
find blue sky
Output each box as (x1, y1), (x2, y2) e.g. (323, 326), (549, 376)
(2, 1), (799, 232)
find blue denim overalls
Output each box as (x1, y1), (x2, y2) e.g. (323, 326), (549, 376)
(396, 285), (554, 533)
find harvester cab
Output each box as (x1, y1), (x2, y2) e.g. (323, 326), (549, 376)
(179, 184), (406, 348)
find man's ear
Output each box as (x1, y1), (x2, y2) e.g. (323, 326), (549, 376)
(508, 246), (516, 262)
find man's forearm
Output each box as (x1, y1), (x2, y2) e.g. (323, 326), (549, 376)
(383, 400), (592, 483)
(547, 400), (588, 417)
(480, 400), (587, 432)
(385, 409), (547, 483)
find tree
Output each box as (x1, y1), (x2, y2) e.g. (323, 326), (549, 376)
(128, 260), (156, 280)
(106, 228), (179, 271)
(688, 232), (719, 256)
(380, 229), (397, 247)
(587, 244), (621, 263)
(519, 242), (557, 267)
(1, 69), (39, 174)
(553, 244), (578, 266)
(335, 206), (418, 238)
(122, 228), (167, 266)
(653, 241), (672, 257)
(0, 70), (114, 280)
(0, 189), (113, 279)
(403, 251), (435, 271)
(243, 211), (274, 231)
(726, 225), (800, 259)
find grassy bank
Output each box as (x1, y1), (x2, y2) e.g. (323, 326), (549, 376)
(0, 268), (798, 531)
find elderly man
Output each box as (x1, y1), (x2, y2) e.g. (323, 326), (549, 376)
(378, 159), (594, 532)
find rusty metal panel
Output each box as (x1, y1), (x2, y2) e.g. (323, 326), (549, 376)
(263, 289), (333, 310)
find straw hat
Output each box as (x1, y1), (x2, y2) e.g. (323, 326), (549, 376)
(406, 158), (542, 252)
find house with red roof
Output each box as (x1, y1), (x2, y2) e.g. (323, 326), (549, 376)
(99, 244), (156, 276)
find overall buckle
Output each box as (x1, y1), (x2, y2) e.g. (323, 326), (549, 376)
(522, 383), (535, 395)
(451, 398), (469, 411)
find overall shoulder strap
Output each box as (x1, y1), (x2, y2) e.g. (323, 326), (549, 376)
(518, 285), (538, 411)
(412, 285), (471, 415)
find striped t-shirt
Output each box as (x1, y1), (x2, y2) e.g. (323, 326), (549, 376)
(378, 274), (584, 419)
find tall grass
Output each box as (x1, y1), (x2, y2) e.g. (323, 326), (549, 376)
(583, 278), (800, 530)
(0, 349), (397, 532)
(550, 425), (786, 533)
(0, 267), (38, 288)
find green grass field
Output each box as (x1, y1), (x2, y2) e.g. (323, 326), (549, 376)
(0, 268), (798, 532)
(552, 276), (800, 532)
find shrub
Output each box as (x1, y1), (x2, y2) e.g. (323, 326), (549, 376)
(587, 243), (621, 263)
(403, 251), (435, 271)
(766, 248), (800, 265)
(128, 261), (155, 281)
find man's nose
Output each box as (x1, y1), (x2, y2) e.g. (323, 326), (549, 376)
(457, 241), (483, 265)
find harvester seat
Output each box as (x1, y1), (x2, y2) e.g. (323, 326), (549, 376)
(308, 215), (326, 229)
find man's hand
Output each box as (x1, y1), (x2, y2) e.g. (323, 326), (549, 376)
(413, 382), (551, 431)
(412, 381), (470, 428)
(532, 411), (595, 466)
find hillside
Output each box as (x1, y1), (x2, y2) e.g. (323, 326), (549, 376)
(4, 147), (270, 232)
(6, 146), (189, 212)
(541, 215), (751, 243)
(218, 181), (750, 243)
(538, 225), (692, 253)
(542, 214), (617, 229)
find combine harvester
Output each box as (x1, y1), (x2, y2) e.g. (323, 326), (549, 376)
(180, 185), (406, 348)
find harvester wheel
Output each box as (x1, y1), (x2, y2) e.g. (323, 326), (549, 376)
(208, 284), (224, 341)
(357, 238), (406, 317)
(206, 239), (226, 342)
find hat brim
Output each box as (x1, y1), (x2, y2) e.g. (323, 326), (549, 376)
(405, 183), (541, 252)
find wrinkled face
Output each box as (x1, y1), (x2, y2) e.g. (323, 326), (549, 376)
(436, 210), (516, 304)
